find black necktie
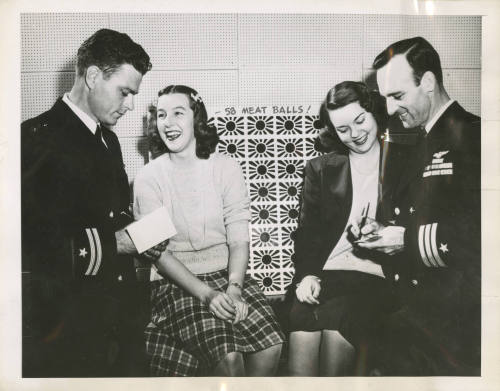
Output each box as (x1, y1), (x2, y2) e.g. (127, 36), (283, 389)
(95, 125), (107, 149)
(416, 126), (427, 144)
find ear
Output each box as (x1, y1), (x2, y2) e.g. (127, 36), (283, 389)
(420, 71), (436, 94)
(85, 65), (101, 89)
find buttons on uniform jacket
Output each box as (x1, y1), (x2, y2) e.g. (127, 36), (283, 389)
(109, 211), (114, 218)
(394, 274), (400, 281)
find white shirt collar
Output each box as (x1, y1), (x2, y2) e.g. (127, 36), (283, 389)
(62, 93), (99, 134)
(425, 99), (455, 133)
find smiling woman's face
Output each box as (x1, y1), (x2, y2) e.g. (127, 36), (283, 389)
(156, 93), (196, 155)
(328, 101), (378, 154)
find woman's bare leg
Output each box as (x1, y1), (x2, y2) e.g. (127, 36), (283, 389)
(319, 330), (355, 376)
(245, 343), (283, 376)
(213, 351), (245, 376)
(288, 331), (322, 376)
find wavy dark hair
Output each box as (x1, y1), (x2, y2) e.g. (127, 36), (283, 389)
(372, 36), (443, 87)
(147, 85), (219, 159)
(77, 29), (151, 78)
(315, 81), (388, 154)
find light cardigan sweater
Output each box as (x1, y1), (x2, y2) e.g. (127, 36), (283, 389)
(133, 152), (250, 278)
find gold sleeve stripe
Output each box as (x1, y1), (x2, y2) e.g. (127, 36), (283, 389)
(84, 228), (96, 276)
(430, 223), (446, 267)
(90, 228), (103, 275)
(423, 224), (439, 267)
(418, 225), (433, 267)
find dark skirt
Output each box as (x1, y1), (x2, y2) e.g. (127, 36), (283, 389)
(146, 269), (285, 376)
(288, 270), (398, 347)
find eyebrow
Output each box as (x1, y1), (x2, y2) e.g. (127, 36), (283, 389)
(354, 112), (365, 121)
(335, 111), (365, 129)
(121, 87), (138, 95)
(386, 91), (402, 98)
(157, 105), (187, 112)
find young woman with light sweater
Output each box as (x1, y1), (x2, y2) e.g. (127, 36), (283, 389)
(134, 85), (284, 376)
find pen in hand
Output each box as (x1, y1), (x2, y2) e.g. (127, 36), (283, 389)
(359, 202), (370, 231)
(346, 202), (370, 243)
(348, 202), (382, 244)
(354, 202), (382, 243)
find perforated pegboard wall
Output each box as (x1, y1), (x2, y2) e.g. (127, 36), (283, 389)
(239, 67), (362, 108)
(109, 14), (238, 70)
(239, 14), (363, 68)
(21, 13), (109, 72)
(363, 15), (481, 69)
(21, 72), (75, 120)
(21, 13), (482, 296)
(117, 136), (150, 181)
(443, 70), (481, 116)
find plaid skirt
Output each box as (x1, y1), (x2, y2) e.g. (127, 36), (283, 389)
(145, 270), (285, 376)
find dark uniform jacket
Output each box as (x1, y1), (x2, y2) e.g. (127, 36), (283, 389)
(21, 98), (143, 376)
(380, 102), (481, 375)
(293, 139), (410, 283)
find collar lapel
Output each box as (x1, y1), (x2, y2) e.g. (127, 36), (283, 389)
(325, 154), (352, 221)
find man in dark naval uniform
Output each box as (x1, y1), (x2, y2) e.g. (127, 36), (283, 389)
(22, 29), (160, 377)
(352, 37), (481, 375)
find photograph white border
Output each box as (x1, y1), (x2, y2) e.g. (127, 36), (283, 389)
(1, 1), (499, 390)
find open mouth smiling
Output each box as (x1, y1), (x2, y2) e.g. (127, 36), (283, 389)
(353, 134), (368, 145)
(165, 130), (182, 141)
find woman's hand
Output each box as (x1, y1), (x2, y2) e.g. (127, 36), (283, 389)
(226, 284), (249, 324)
(295, 275), (321, 305)
(205, 289), (237, 322)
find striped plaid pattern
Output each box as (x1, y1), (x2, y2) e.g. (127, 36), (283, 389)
(146, 326), (202, 376)
(146, 270), (285, 376)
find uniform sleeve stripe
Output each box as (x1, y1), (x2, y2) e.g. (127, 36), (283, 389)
(430, 223), (446, 267)
(90, 228), (102, 275)
(424, 224), (439, 267)
(418, 225), (433, 267)
(84, 228), (96, 276)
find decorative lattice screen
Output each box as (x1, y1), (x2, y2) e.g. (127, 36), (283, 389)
(209, 112), (323, 295)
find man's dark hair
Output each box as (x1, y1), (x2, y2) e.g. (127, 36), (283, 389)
(372, 36), (443, 86)
(76, 29), (152, 77)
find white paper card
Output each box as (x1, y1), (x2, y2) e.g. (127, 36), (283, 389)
(126, 206), (177, 254)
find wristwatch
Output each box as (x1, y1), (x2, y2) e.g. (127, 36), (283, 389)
(229, 281), (243, 290)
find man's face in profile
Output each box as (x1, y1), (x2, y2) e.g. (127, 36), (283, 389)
(376, 54), (431, 129)
(88, 63), (143, 127)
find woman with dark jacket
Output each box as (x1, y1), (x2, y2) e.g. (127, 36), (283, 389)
(288, 81), (405, 376)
